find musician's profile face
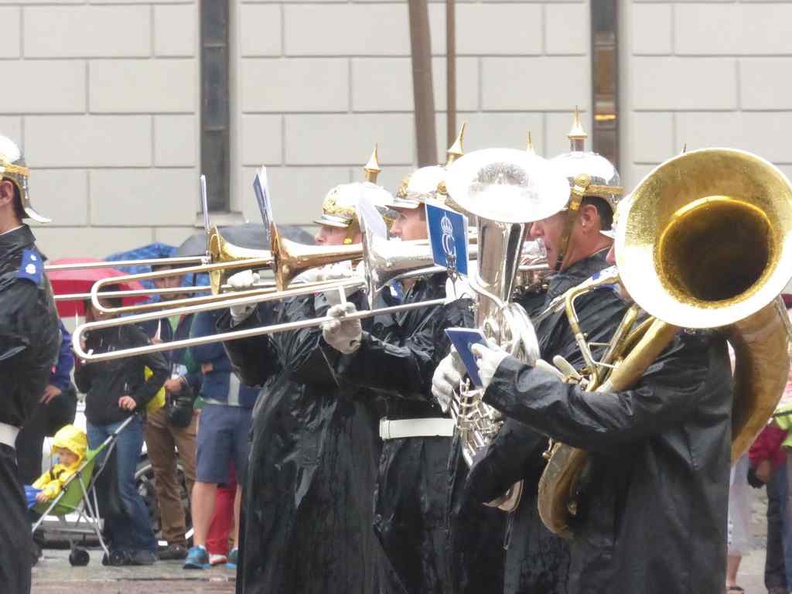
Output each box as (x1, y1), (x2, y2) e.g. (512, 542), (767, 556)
(390, 207), (426, 241)
(528, 211), (566, 267)
(314, 225), (352, 246)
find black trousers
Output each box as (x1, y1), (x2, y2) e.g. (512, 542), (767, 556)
(766, 467), (787, 591)
(0, 444), (32, 593)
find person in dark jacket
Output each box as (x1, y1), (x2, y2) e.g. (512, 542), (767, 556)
(182, 309), (258, 569)
(467, 236), (733, 594)
(139, 267), (199, 561)
(0, 135), (60, 593)
(433, 121), (627, 594)
(219, 178), (388, 594)
(75, 298), (169, 565)
(320, 163), (494, 594)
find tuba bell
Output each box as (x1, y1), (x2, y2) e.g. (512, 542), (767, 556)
(537, 148), (792, 537)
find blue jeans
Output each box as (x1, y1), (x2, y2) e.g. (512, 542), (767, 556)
(88, 416), (156, 552)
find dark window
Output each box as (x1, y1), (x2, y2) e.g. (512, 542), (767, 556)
(201, 0), (230, 212)
(591, 0), (619, 168)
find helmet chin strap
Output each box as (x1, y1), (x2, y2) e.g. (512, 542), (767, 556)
(554, 174), (591, 272)
(344, 220), (361, 245)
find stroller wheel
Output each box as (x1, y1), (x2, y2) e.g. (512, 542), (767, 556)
(69, 547), (90, 566)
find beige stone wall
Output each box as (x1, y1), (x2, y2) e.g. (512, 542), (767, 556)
(0, 1), (200, 260)
(620, 0), (792, 190)
(234, 0), (592, 225)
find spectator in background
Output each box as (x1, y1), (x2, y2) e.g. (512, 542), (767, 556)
(183, 310), (257, 570)
(749, 420), (788, 594)
(75, 297), (168, 565)
(205, 466), (236, 566)
(139, 264), (199, 561)
(17, 319), (77, 486)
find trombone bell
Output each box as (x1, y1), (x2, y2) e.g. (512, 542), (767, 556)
(208, 226), (273, 294)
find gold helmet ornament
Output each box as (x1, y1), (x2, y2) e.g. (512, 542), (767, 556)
(314, 147), (396, 244)
(0, 135), (49, 223)
(550, 108), (624, 213)
(394, 123), (467, 209)
(546, 109), (624, 270)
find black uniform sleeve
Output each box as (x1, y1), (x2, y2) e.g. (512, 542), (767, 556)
(329, 299), (471, 402)
(463, 418), (550, 504)
(217, 303), (280, 387)
(483, 332), (724, 454)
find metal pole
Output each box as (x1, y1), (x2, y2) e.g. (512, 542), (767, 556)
(408, 0), (438, 166)
(446, 0), (456, 146)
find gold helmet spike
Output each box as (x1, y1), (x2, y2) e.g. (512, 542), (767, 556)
(526, 131), (536, 155)
(445, 122), (467, 167)
(567, 106), (588, 152)
(363, 145), (381, 183)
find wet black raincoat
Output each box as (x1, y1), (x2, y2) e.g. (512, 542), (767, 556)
(324, 274), (484, 594)
(220, 292), (382, 594)
(0, 225), (60, 594)
(483, 327), (732, 594)
(465, 251), (626, 594)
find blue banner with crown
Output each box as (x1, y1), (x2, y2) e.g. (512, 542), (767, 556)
(425, 202), (469, 276)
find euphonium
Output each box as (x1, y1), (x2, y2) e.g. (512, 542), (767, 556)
(444, 148), (570, 510)
(537, 148), (792, 538)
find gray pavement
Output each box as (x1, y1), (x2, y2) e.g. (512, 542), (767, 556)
(29, 489), (779, 593)
(32, 548), (235, 593)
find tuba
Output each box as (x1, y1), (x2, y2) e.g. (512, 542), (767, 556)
(537, 148), (792, 537)
(444, 148), (570, 510)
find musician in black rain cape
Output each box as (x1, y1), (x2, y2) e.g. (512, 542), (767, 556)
(433, 119), (627, 594)
(219, 165), (391, 594)
(320, 152), (496, 593)
(463, 148), (788, 594)
(0, 136), (60, 593)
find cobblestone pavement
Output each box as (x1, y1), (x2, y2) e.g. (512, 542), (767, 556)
(32, 548), (235, 593)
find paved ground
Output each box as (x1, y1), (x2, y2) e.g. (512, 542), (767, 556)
(29, 490), (777, 593)
(32, 548), (236, 593)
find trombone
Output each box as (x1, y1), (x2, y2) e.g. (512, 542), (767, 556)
(72, 276), (447, 363)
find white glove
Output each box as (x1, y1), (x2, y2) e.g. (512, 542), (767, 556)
(321, 303), (362, 354)
(470, 339), (510, 389)
(431, 349), (466, 413)
(227, 270), (259, 323)
(227, 269), (259, 290)
(444, 276), (475, 304)
(321, 263), (360, 306)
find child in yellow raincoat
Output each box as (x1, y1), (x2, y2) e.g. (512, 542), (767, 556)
(32, 424), (88, 503)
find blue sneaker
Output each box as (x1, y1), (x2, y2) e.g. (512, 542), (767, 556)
(226, 547), (238, 569)
(183, 545), (210, 569)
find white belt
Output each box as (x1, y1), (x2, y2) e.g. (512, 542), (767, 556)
(379, 418), (456, 440)
(0, 422), (19, 449)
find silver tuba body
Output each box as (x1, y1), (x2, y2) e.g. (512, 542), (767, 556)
(444, 149), (569, 509)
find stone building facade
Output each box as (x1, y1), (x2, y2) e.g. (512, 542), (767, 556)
(0, 0), (789, 259)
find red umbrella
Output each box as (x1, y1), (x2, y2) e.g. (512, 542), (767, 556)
(46, 258), (148, 318)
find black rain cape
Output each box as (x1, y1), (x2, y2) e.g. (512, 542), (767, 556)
(325, 273), (493, 594)
(221, 291), (383, 594)
(465, 251), (627, 594)
(0, 225), (60, 594)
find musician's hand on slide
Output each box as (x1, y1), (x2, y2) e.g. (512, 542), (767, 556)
(431, 349), (465, 413)
(471, 339), (509, 390)
(321, 303), (362, 354)
(227, 270), (259, 323)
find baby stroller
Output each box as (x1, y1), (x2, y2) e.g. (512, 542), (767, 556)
(30, 415), (135, 566)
